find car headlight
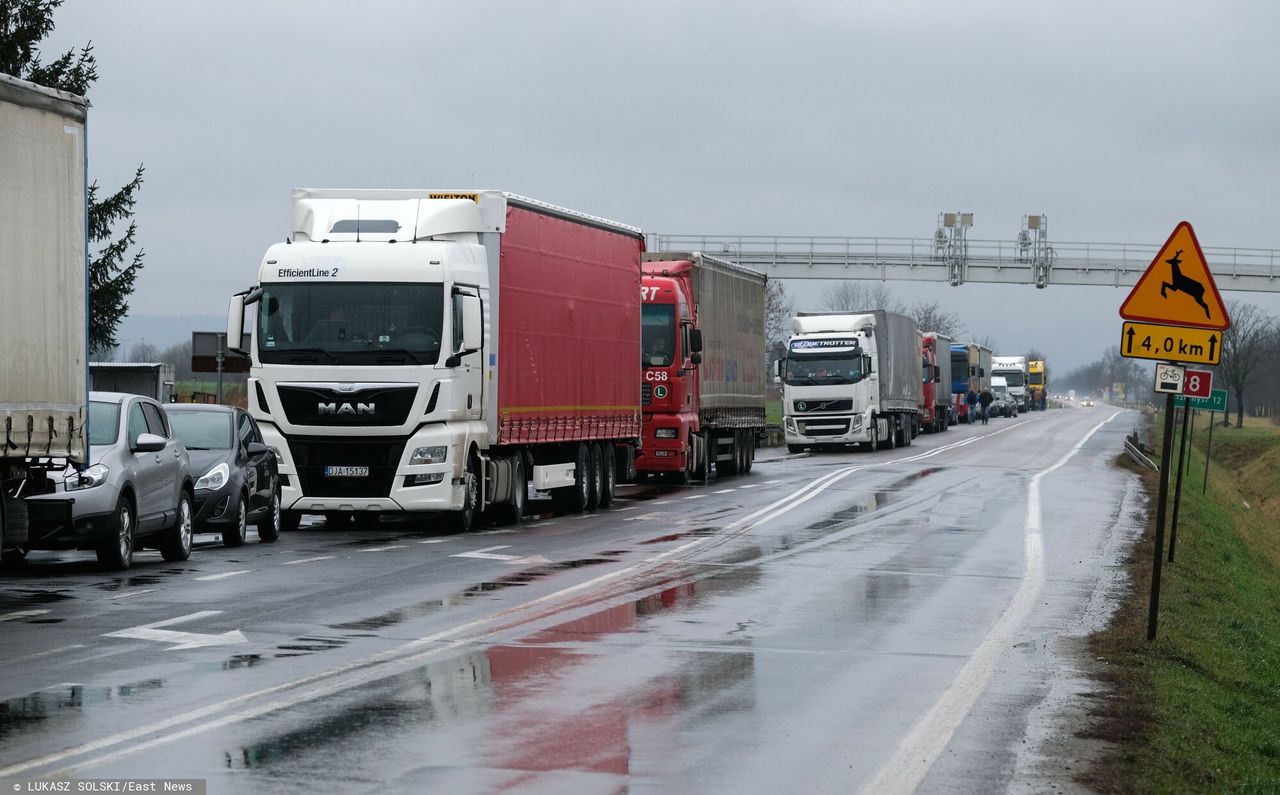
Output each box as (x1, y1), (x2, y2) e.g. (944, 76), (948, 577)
(410, 446), (448, 465)
(654, 428), (678, 439)
(66, 463), (109, 491)
(195, 462), (230, 491)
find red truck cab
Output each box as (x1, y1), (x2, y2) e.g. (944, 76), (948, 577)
(635, 262), (703, 479)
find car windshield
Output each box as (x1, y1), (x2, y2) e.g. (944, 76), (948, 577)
(166, 410), (233, 450)
(257, 282), (445, 365)
(87, 401), (120, 446)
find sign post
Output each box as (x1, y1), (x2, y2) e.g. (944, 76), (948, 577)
(1167, 370), (1210, 562)
(1118, 222), (1230, 641)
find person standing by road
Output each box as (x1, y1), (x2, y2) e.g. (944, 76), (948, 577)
(978, 388), (994, 425)
(965, 389), (978, 424)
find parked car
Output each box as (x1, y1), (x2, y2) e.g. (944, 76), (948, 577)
(22, 392), (194, 569)
(163, 404), (281, 547)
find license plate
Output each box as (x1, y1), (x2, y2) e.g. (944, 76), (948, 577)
(324, 466), (369, 477)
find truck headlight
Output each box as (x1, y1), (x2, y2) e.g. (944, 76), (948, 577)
(410, 446), (448, 465)
(66, 463), (109, 491)
(195, 462), (230, 491)
(654, 428), (678, 439)
(851, 414), (862, 429)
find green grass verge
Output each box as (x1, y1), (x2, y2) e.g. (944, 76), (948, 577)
(1087, 416), (1280, 792)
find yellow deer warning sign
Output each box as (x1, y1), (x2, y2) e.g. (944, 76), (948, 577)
(1119, 222), (1230, 330)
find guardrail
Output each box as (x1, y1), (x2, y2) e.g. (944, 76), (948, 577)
(1124, 435), (1159, 472)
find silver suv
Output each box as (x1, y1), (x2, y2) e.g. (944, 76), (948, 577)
(23, 392), (195, 569)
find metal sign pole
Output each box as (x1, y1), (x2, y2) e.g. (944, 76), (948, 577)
(1148, 392), (1176, 641)
(1168, 404), (1192, 562)
(1203, 409), (1216, 495)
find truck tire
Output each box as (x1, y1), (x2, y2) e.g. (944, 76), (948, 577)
(691, 435), (708, 481)
(743, 433), (755, 473)
(787, 444), (806, 455)
(598, 446), (615, 509)
(497, 456), (526, 525)
(447, 453), (480, 531)
(586, 444), (603, 513)
(558, 443), (590, 514)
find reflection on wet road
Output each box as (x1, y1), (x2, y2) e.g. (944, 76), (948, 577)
(0, 409), (1141, 792)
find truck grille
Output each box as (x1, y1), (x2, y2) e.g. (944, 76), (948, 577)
(277, 385), (418, 427)
(793, 398), (853, 413)
(287, 436), (408, 498)
(799, 420), (851, 437)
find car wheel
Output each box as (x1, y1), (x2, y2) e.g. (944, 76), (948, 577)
(97, 496), (135, 570)
(160, 491), (194, 562)
(223, 495), (248, 547)
(257, 490), (281, 542)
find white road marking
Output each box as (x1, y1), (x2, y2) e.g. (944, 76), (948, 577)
(0, 609), (50, 622)
(682, 495), (707, 500)
(451, 545), (519, 561)
(98, 589), (158, 601)
(356, 545), (407, 553)
(713, 489), (737, 494)
(283, 555), (337, 564)
(193, 570), (250, 582)
(861, 410), (1122, 795)
(651, 500), (674, 506)
(622, 512), (666, 522)
(418, 539), (448, 545)
(4, 645), (85, 665)
(102, 610), (248, 651)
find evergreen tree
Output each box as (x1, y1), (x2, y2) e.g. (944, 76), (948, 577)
(1, 0), (145, 353)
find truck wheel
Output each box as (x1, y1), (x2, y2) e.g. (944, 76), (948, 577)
(498, 456), (526, 525)
(744, 433), (755, 473)
(787, 444), (805, 455)
(448, 453), (480, 531)
(97, 496), (136, 570)
(223, 495), (248, 548)
(2, 494), (29, 551)
(598, 446), (616, 508)
(586, 444), (603, 513)
(160, 491), (194, 562)
(1, 548), (26, 566)
(559, 443), (590, 514)
(884, 418), (897, 451)
(691, 435), (708, 481)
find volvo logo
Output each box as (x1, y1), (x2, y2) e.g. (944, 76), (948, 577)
(797, 401), (807, 411)
(318, 402), (375, 415)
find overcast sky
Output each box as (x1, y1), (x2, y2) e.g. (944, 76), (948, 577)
(42, 0), (1280, 376)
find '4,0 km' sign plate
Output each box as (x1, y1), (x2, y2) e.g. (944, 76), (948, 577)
(1121, 321), (1222, 365)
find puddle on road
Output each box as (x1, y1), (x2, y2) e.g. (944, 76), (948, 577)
(228, 577), (761, 780)
(94, 568), (190, 592)
(0, 679), (166, 742)
(0, 589), (75, 610)
(639, 527), (721, 545)
(275, 635), (350, 658)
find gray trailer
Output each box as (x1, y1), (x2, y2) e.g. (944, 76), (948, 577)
(638, 253), (767, 478)
(1, 74), (89, 559)
(923, 331), (954, 431)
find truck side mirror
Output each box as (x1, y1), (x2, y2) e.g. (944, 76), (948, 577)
(690, 351), (702, 365)
(461, 294), (482, 352)
(773, 359), (784, 379)
(688, 328), (703, 353)
(226, 287), (261, 356)
(863, 354), (873, 373)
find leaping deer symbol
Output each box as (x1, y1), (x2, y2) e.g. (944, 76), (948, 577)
(1160, 249), (1211, 319)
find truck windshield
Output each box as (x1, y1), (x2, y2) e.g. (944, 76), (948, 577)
(257, 283), (444, 365)
(642, 304), (676, 367)
(784, 352), (866, 385)
(950, 350), (969, 390)
(995, 370), (1025, 387)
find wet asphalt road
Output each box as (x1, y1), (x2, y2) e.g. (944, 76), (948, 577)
(0, 405), (1144, 794)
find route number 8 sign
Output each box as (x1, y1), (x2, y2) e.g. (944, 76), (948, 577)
(1183, 368), (1213, 399)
